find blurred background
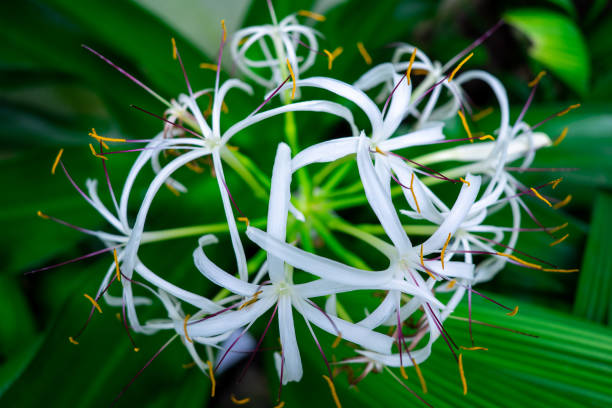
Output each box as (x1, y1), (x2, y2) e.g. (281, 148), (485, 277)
(1, 0), (611, 407)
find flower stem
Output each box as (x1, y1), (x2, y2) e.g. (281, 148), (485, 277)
(140, 218), (266, 244)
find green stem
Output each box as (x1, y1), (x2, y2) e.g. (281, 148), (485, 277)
(310, 216), (370, 269)
(221, 147), (269, 200)
(140, 217), (266, 244)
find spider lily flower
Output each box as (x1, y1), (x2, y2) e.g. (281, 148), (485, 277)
(230, 2), (321, 93)
(247, 137), (482, 370)
(120, 73), (361, 286)
(190, 143), (394, 384)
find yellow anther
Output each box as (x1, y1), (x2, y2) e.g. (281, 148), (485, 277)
(37, 210), (49, 220)
(287, 58), (296, 100)
(199, 63), (218, 71)
(221, 20), (227, 42)
(441, 233), (451, 270)
(460, 346), (488, 351)
(113, 248), (121, 282)
(88, 143), (108, 160)
(528, 70), (547, 87)
(239, 290), (262, 310)
(411, 358), (427, 393)
(165, 183), (180, 196)
(274, 402), (286, 408)
(115, 312), (121, 321)
(457, 110), (473, 143)
(230, 394), (251, 405)
(458, 353), (467, 395)
(448, 279), (457, 289)
(237, 217), (250, 227)
(221, 100), (229, 114)
(297, 10), (326, 21)
(185, 161), (204, 174)
(496, 253), (541, 270)
(550, 177), (563, 189)
(553, 127), (568, 146)
(549, 233), (570, 247)
(237, 36), (250, 46)
(68, 336), (79, 345)
(542, 267), (579, 273)
(459, 177), (471, 186)
(226, 145), (239, 152)
(356, 42), (372, 65)
(134, 347), (140, 352)
(410, 173), (420, 214)
(400, 365), (409, 380)
(557, 103), (580, 117)
(472, 106), (493, 122)
(412, 68), (430, 76)
(171, 38), (177, 60)
(183, 314), (193, 343)
(406, 48), (417, 86)
(549, 222), (568, 233)
(52, 148), (64, 174)
(374, 146), (387, 156)
(449, 52), (474, 82)
(478, 134), (495, 141)
(84, 293), (102, 314)
(207, 360), (216, 397)
(530, 187), (552, 207)
(323, 47), (343, 70)
(101, 140), (110, 150)
(553, 195), (572, 210)
(322, 375), (342, 408)
(182, 362), (196, 369)
(89, 128), (126, 143)
(420, 245), (424, 266)
(506, 305), (519, 317)
(332, 336), (342, 348)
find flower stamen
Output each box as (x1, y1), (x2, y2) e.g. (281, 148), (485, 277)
(528, 70), (546, 87)
(506, 306), (519, 317)
(83, 293), (102, 314)
(530, 187), (552, 207)
(458, 353), (467, 395)
(554, 127), (568, 146)
(322, 375), (342, 408)
(230, 394), (251, 405)
(88, 143), (108, 160)
(406, 48), (417, 85)
(51, 148), (64, 174)
(553, 195), (572, 210)
(207, 360), (216, 397)
(457, 110), (473, 143)
(297, 10), (326, 21)
(472, 107), (493, 121)
(199, 63), (218, 71)
(410, 173), (420, 213)
(412, 358), (427, 393)
(113, 249), (121, 282)
(448, 52), (473, 81)
(441, 233), (451, 270)
(356, 42), (372, 65)
(183, 314), (193, 343)
(286, 58), (296, 100)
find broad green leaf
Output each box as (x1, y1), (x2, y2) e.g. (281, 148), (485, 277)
(544, 0), (576, 16)
(574, 191), (612, 324)
(277, 294), (612, 408)
(504, 9), (590, 94)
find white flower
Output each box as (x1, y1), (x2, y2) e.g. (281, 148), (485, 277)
(230, 6), (320, 92)
(190, 143), (394, 383)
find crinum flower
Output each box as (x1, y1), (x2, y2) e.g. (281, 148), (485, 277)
(189, 143), (394, 384)
(230, 0), (322, 94)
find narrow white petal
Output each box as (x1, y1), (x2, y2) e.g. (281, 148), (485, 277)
(357, 134), (411, 252)
(267, 143), (292, 282)
(377, 122), (445, 152)
(222, 100), (357, 145)
(247, 227), (393, 286)
(291, 137), (358, 172)
(278, 295), (303, 384)
(423, 173), (481, 254)
(193, 241), (259, 297)
(212, 151), (249, 280)
(295, 298), (394, 354)
(212, 79), (253, 137)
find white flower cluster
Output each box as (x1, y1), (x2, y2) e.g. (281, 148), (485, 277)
(38, 4), (576, 401)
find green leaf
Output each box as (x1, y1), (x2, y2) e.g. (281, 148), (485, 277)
(278, 294), (612, 407)
(574, 191), (612, 324)
(544, 0), (577, 16)
(504, 9), (590, 95)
